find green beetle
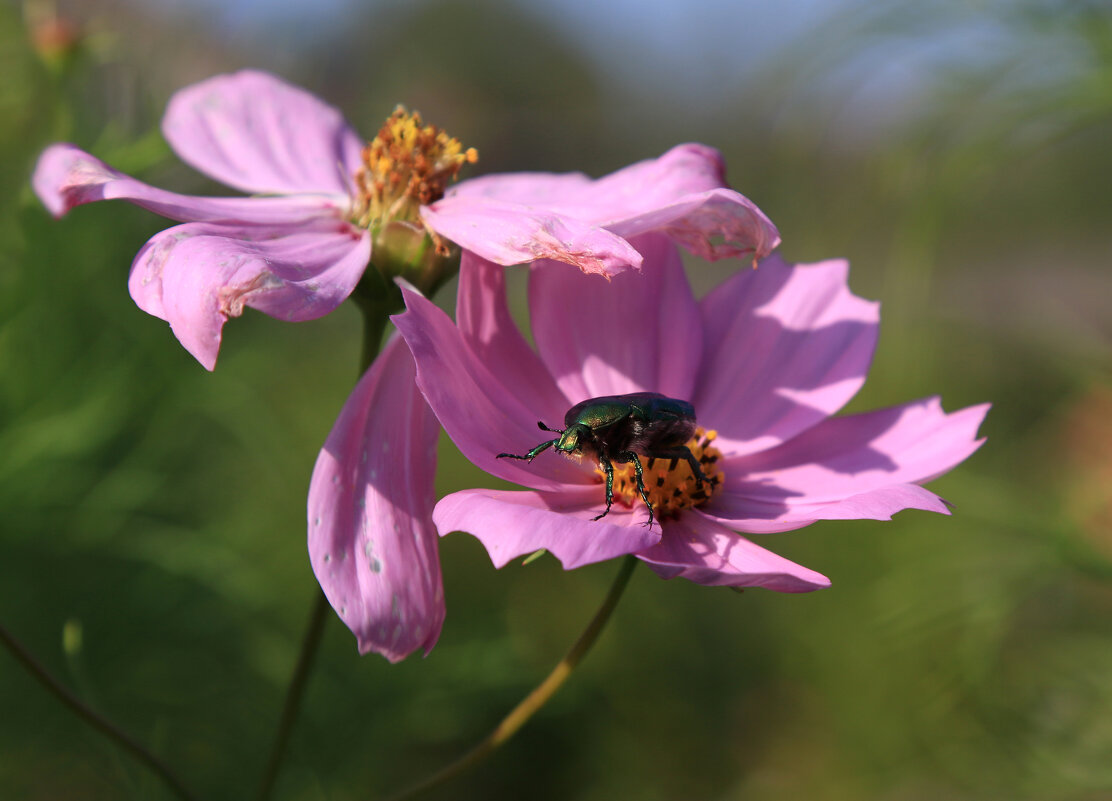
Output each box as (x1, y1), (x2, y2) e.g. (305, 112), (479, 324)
(497, 392), (709, 527)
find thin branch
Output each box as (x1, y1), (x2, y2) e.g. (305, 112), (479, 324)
(254, 591), (331, 801)
(0, 621), (198, 801)
(254, 294), (391, 801)
(383, 555), (639, 801)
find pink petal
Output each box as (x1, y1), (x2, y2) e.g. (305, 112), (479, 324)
(32, 144), (340, 224)
(434, 487), (660, 570)
(704, 397), (990, 531)
(529, 234), (703, 402)
(307, 336), (444, 661)
(393, 286), (594, 489)
(695, 255), (879, 458)
(420, 196), (643, 276)
(606, 188), (780, 263)
(456, 251), (570, 425)
(566, 143), (735, 218)
(129, 221), (370, 370)
(444, 144), (779, 262)
(444, 170), (594, 206)
(636, 512), (830, 592)
(162, 70), (364, 196)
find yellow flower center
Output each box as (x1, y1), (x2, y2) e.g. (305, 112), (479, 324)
(596, 427), (724, 519)
(350, 106), (478, 254)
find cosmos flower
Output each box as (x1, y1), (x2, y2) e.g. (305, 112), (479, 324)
(392, 235), (988, 589)
(32, 70), (778, 370)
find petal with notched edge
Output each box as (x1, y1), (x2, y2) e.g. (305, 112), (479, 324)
(703, 398), (990, 532)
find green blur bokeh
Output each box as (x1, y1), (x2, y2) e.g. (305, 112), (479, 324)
(2, 2), (1111, 800)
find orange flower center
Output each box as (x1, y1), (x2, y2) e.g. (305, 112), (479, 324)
(595, 427), (724, 519)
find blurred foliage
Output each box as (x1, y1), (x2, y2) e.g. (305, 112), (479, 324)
(1, 0), (1110, 799)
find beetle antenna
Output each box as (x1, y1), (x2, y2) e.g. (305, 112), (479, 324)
(537, 421), (562, 434)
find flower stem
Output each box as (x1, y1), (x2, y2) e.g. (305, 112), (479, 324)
(253, 591), (331, 801)
(255, 299), (392, 801)
(0, 622), (198, 801)
(383, 555), (639, 801)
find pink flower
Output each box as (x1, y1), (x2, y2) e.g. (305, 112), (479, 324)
(32, 70), (779, 370)
(393, 235), (989, 589)
(34, 72), (369, 371)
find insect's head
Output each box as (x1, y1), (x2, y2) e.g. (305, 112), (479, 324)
(555, 423), (589, 454)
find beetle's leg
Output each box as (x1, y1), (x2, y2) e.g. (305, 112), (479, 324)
(651, 445), (709, 489)
(616, 451), (654, 528)
(497, 439), (557, 462)
(591, 456), (615, 521)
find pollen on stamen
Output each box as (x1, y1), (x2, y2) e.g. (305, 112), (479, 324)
(595, 427), (724, 519)
(350, 106), (478, 236)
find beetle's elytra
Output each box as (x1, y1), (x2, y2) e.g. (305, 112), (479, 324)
(497, 392), (709, 527)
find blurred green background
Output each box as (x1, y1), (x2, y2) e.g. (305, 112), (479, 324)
(2, 0), (1111, 799)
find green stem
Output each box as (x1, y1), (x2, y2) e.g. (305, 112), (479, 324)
(383, 555), (639, 801)
(253, 592), (330, 801)
(0, 622), (198, 801)
(351, 265), (401, 373)
(255, 298), (392, 801)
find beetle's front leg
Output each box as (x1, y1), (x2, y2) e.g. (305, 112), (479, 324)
(591, 455), (616, 522)
(616, 450), (654, 528)
(497, 439), (557, 462)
